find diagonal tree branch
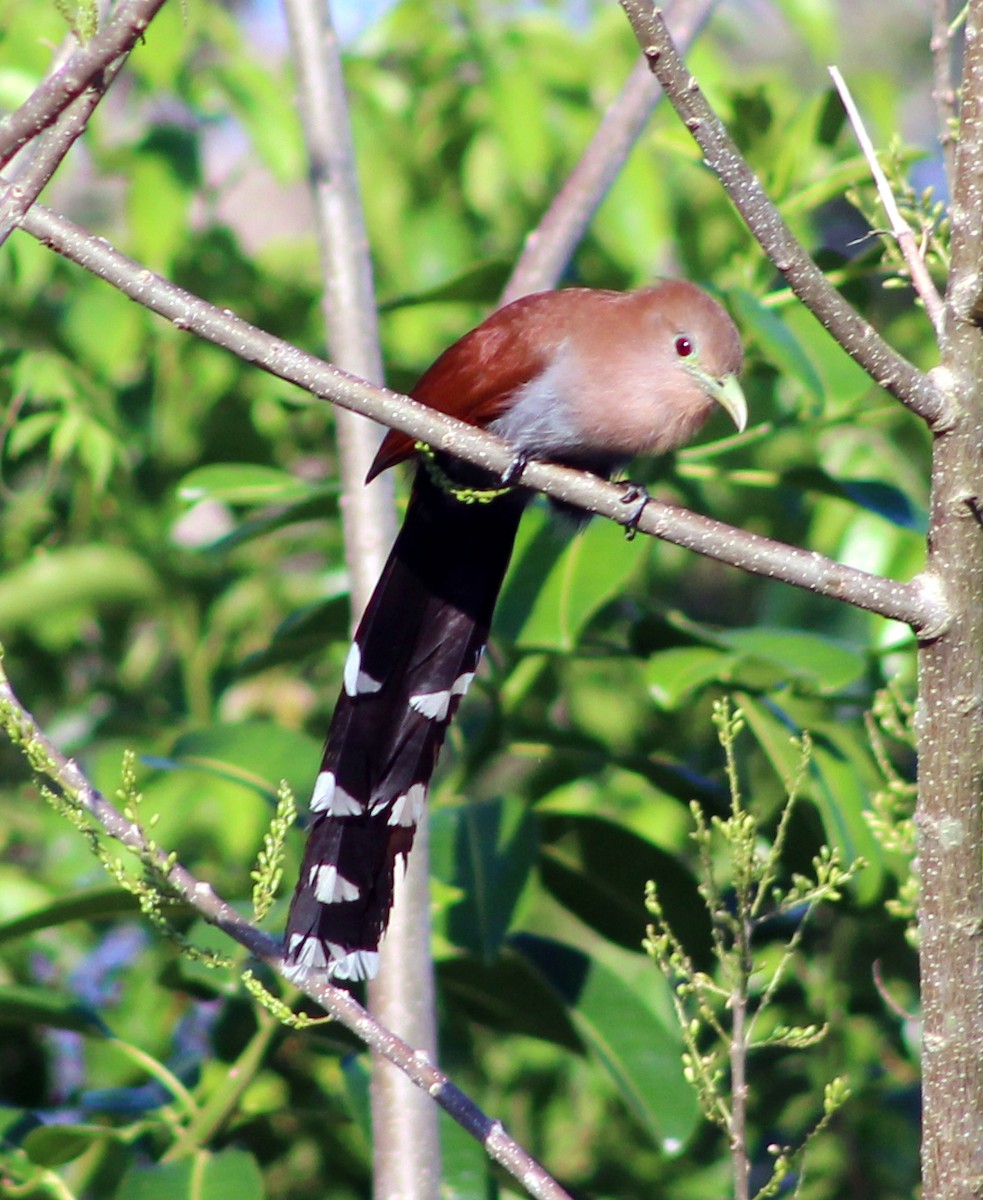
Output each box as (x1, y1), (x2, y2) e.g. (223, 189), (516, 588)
(0, 660), (573, 1200)
(0, 0), (170, 169)
(501, 0), (717, 303)
(13, 198), (945, 634)
(0, 55), (128, 249)
(618, 1), (946, 428)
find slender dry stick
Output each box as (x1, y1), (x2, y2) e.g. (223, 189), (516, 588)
(0, 665), (573, 1200)
(0, 0), (170, 169)
(279, 0), (439, 1194)
(501, 0), (717, 303)
(618, 1), (946, 428)
(13, 199), (945, 633)
(828, 66), (945, 336)
(917, 2), (983, 1197)
(931, 0), (959, 185)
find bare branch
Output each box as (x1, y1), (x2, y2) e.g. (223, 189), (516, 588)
(931, 0), (959, 186)
(281, 0), (394, 606)
(502, 0), (717, 303)
(0, 56), (128, 250)
(945, 2), (983, 324)
(14, 199), (945, 633)
(618, 1), (946, 428)
(828, 66), (945, 336)
(280, 0), (438, 1194)
(918, 3), (983, 1193)
(0, 0), (170, 169)
(0, 662), (574, 1200)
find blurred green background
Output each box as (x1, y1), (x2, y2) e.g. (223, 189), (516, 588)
(0, 0), (934, 1196)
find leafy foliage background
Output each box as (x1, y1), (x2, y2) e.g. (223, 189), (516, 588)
(0, 0), (931, 1196)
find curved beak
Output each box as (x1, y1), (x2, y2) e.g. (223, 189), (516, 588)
(685, 362), (748, 432)
(704, 372), (748, 433)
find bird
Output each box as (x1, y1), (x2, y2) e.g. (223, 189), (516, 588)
(284, 280), (746, 982)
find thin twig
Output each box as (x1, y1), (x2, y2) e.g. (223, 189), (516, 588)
(618, 1), (946, 428)
(501, 0), (717, 303)
(828, 66), (945, 336)
(13, 199), (946, 634)
(0, 663), (573, 1200)
(0, 0), (170, 169)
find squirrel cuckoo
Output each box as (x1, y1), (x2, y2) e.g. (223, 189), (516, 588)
(285, 280), (746, 982)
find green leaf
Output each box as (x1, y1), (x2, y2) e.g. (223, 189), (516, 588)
(514, 935), (699, 1151)
(0, 888), (143, 946)
(782, 466), (927, 532)
(430, 797), (537, 960)
(118, 1149), (264, 1200)
(339, 1053), (373, 1150)
(0, 985), (109, 1035)
(838, 480), (926, 532)
(538, 814), (712, 963)
(238, 594), (350, 673)
(177, 464), (317, 507)
(438, 950), (581, 1049)
(816, 85), (848, 145)
(23, 1123), (121, 1167)
(719, 627), (867, 693)
(211, 60), (304, 182)
(737, 694), (882, 899)
(149, 721), (321, 806)
(729, 288), (824, 401)
(205, 493), (342, 557)
(646, 646), (733, 709)
(62, 281), (147, 387)
(499, 508), (642, 651)
(127, 149), (193, 272)
(0, 545), (160, 630)
(379, 259), (511, 310)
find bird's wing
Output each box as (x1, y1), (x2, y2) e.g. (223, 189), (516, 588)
(367, 293), (562, 480)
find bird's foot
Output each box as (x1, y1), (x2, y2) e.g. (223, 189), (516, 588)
(500, 451), (530, 487)
(619, 482), (650, 540)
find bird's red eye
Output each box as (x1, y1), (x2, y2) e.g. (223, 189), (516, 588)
(675, 335), (694, 358)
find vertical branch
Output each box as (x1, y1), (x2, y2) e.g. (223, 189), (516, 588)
(728, 936), (750, 1200)
(931, 0), (959, 186)
(279, 2), (441, 1197)
(280, 0), (395, 600)
(501, 0), (717, 303)
(919, 4), (983, 1200)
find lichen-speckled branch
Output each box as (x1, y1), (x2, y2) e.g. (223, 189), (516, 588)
(618, 1), (945, 427)
(14, 201), (945, 634)
(0, 658), (574, 1200)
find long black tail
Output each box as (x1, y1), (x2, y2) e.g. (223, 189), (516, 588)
(285, 464), (526, 980)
